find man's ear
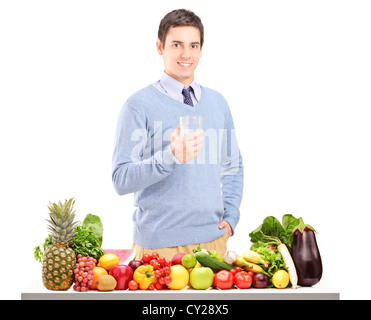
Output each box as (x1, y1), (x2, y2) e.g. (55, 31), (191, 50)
(156, 38), (164, 56)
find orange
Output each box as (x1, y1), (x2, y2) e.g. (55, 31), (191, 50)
(97, 253), (119, 271)
(90, 267), (108, 290)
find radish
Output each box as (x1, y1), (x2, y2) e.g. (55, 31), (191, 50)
(261, 235), (298, 289)
(277, 243), (298, 289)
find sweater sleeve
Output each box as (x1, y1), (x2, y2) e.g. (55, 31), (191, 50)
(220, 105), (244, 235)
(112, 101), (180, 195)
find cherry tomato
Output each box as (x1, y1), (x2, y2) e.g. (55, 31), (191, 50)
(214, 270), (234, 290)
(163, 266), (171, 275)
(151, 252), (159, 260)
(267, 246), (276, 252)
(247, 271), (255, 278)
(152, 261), (160, 270)
(158, 276), (166, 286)
(128, 280), (139, 290)
(141, 254), (151, 263)
(234, 267), (242, 273)
(234, 271), (253, 289)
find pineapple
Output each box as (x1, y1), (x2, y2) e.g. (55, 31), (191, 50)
(42, 198), (79, 290)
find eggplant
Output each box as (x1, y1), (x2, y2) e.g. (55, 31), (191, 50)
(291, 218), (322, 286)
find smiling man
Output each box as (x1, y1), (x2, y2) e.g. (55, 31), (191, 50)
(112, 9), (244, 260)
(157, 23), (202, 87)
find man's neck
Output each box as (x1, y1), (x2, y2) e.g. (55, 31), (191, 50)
(164, 71), (194, 87)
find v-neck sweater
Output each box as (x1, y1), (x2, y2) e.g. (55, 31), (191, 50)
(112, 84), (244, 248)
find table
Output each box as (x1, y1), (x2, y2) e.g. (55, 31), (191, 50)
(22, 277), (339, 300)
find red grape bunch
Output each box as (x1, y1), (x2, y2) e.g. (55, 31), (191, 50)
(73, 254), (97, 292)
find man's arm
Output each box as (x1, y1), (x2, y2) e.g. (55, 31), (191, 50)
(112, 102), (204, 195)
(219, 106), (244, 236)
(112, 102), (178, 195)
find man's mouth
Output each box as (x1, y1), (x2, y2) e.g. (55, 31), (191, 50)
(178, 62), (193, 68)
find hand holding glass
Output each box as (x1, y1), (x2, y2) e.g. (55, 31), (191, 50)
(180, 115), (203, 136)
(170, 115), (204, 163)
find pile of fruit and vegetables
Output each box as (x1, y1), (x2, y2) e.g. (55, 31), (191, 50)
(34, 198), (322, 292)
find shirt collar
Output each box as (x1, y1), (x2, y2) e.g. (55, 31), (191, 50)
(159, 71), (201, 102)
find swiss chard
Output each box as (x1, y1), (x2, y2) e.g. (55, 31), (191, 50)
(249, 214), (300, 251)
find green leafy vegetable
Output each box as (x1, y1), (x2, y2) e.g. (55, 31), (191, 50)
(250, 241), (287, 275)
(34, 214), (105, 263)
(249, 214), (300, 251)
(33, 235), (53, 263)
(282, 214), (300, 236)
(70, 225), (105, 259)
(82, 214), (103, 247)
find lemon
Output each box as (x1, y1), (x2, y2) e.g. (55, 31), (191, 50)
(97, 253), (119, 271)
(272, 270), (290, 289)
(167, 265), (189, 290)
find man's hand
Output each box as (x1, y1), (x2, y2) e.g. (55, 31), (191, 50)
(218, 220), (232, 237)
(171, 125), (204, 163)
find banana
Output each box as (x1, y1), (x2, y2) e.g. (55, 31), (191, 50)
(243, 250), (264, 264)
(243, 262), (269, 276)
(243, 250), (271, 269)
(233, 254), (249, 267)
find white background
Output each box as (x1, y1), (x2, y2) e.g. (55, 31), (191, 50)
(1, 0), (370, 300)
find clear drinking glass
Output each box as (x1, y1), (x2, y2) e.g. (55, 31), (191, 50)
(179, 115), (203, 137)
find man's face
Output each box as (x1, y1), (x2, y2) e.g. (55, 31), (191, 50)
(156, 26), (202, 86)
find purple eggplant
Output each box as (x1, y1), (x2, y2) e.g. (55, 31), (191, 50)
(291, 218), (322, 286)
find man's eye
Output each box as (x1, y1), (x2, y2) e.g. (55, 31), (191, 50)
(191, 45), (198, 49)
(173, 43), (181, 48)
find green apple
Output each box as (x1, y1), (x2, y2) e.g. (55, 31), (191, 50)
(189, 267), (214, 290)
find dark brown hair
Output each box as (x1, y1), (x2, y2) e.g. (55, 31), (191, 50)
(158, 9), (204, 48)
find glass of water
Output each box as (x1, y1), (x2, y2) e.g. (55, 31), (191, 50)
(179, 115), (203, 137)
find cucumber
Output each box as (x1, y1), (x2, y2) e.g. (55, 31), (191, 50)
(195, 252), (234, 272)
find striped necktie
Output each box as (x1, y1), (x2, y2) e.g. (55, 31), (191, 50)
(182, 87), (194, 106)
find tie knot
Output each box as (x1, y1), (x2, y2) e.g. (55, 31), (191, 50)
(182, 87), (194, 106)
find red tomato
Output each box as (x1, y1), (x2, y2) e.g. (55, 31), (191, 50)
(128, 280), (138, 290)
(247, 271), (255, 278)
(267, 246), (276, 252)
(214, 270), (234, 290)
(151, 252), (159, 260)
(141, 254), (151, 263)
(234, 271), (253, 289)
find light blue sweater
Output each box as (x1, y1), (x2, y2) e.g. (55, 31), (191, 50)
(112, 84), (244, 248)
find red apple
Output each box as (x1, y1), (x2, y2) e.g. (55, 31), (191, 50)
(109, 265), (133, 290)
(171, 253), (185, 266)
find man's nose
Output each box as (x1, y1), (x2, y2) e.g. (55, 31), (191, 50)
(181, 47), (191, 59)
